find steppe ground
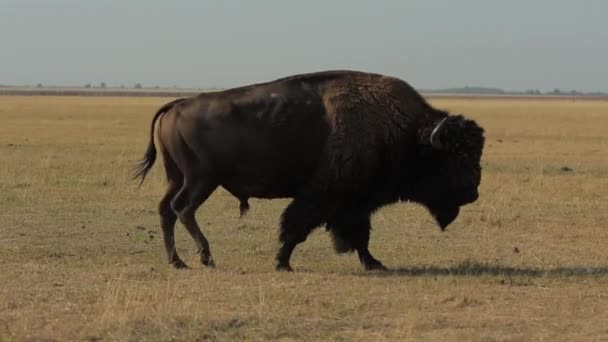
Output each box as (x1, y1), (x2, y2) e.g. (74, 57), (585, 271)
(1, 95), (607, 341)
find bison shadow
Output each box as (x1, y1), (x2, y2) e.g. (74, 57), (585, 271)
(360, 261), (608, 278)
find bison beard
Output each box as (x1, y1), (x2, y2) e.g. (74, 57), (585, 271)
(431, 206), (460, 231)
(134, 70), (485, 272)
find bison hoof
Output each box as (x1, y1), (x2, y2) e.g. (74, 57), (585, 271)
(276, 263), (294, 272)
(202, 258), (216, 268)
(365, 262), (388, 272)
(171, 259), (190, 270)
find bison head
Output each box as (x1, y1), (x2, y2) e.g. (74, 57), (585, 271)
(409, 114), (485, 230)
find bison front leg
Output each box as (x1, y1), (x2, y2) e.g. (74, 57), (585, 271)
(327, 213), (387, 271)
(276, 198), (332, 271)
(354, 225), (387, 271)
(358, 248), (387, 271)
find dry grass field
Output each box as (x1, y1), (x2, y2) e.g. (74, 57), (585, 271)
(1, 95), (607, 341)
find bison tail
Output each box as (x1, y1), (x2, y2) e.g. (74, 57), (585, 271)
(133, 98), (187, 187)
(133, 139), (157, 187)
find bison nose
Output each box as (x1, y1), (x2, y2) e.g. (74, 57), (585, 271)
(462, 189), (479, 204)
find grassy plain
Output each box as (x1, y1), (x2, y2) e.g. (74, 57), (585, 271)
(0, 95), (607, 341)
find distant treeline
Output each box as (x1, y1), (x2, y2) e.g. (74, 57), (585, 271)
(0, 88), (202, 97)
(423, 86), (608, 97)
(1, 85), (607, 99)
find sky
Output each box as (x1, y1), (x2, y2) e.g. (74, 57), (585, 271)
(1, 1), (607, 92)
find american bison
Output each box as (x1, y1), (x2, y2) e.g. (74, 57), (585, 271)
(134, 70), (485, 271)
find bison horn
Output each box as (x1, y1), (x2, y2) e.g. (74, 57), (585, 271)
(430, 117), (448, 149)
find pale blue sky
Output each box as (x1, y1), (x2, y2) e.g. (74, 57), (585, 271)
(1, 1), (607, 91)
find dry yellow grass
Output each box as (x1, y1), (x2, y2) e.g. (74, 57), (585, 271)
(1, 95), (607, 341)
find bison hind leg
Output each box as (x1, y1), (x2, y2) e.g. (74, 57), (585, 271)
(159, 179), (189, 269)
(157, 145), (189, 269)
(171, 179), (219, 268)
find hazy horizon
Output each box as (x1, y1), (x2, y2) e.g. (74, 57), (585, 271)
(2, 1), (607, 92)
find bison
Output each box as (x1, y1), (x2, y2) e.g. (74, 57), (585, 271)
(134, 70), (485, 271)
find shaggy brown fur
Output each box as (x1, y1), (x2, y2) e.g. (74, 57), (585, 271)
(134, 70), (485, 271)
